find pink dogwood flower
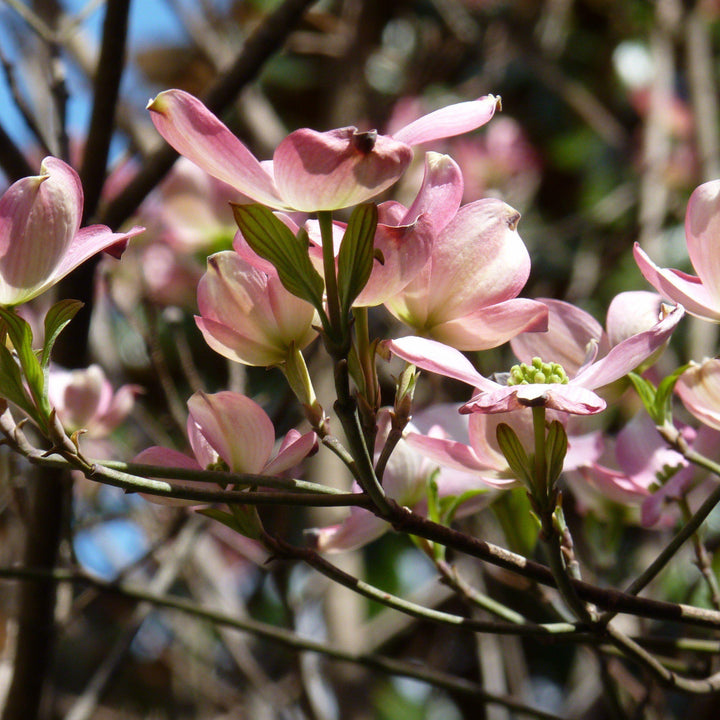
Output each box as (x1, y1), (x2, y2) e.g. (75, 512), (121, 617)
(404, 406), (534, 487)
(0, 157), (143, 305)
(387, 299), (683, 415)
(195, 250), (318, 366)
(675, 358), (720, 432)
(49, 364), (140, 438)
(148, 89), (500, 212)
(570, 412), (718, 527)
(135, 391), (317, 504)
(307, 408), (494, 552)
(634, 179), (720, 321)
(385, 187), (547, 350)
(294, 151), (461, 306)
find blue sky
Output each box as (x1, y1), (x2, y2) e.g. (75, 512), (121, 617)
(0, 0), (189, 157)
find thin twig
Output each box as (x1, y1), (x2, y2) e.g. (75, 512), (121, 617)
(266, 532), (582, 639)
(0, 45), (52, 154)
(99, 0), (317, 230)
(80, 0), (132, 223)
(0, 565), (566, 720)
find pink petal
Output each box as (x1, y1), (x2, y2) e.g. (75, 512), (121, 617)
(273, 126), (413, 211)
(0, 157), (83, 305)
(196, 316), (287, 366)
(461, 383), (606, 415)
(48, 223), (143, 283)
(354, 214), (435, 306)
(606, 291), (666, 347)
(676, 359), (720, 432)
(685, 179), (720, 301)
(187, 413), (220, 469)
(385, 336), (498, 392)
(196, 251), (317, 366)
(402, 152), (464, 231)
(263, 430), (317, 475)
(134, 446), (207, 506)
(564, 431), (604, 471)
(634, 243), (720, 320)
(429, 298), (549, 351)
(135, 446), (202, 471)
(573, 304), (683, 389)
(406, 431), (515, 488)
(615, 411), (686, 484)
(392, 95), (501, 146)
(578, 464), (651, 504)
(148, 90), (285, 209)
(96, 383), (140, 435)
(391, 200), (529, 332)
(187, 391), (275, 474)
(307, 508), (389, 553)
(510, 299), (608, 377)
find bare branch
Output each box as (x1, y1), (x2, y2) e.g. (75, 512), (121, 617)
(80, 0), (132, 222)
(99, 0), (317, 230)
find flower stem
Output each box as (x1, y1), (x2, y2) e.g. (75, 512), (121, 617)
(532, 405), (547, 499)
(317, 210), (343, 340)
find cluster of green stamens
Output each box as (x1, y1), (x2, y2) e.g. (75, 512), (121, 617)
(507, 357), (569, 386)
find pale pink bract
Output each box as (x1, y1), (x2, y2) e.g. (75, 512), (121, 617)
(0, 157), (143, 306)
(148, 89), (500, 213)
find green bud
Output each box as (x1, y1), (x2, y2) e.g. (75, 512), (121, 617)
(507, 358), (569, 386)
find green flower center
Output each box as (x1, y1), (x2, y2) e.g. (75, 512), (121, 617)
(507, 357), (569, 386)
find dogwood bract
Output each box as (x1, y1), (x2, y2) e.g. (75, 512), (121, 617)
(0, 157), (142, 306)
(148, 89), (501, 212)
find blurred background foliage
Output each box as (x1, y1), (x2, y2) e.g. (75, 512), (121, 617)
(3, 1), (720, 719)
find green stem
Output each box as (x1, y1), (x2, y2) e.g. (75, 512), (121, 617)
(679, 495), (720, 611)
(434, 558), (532, 625)
(530, 405), (594, 624)
(333, 358), (391, 514)
(532, 405), (547, 499)
(266, 534), (580, 638)
(317, 210), (342, 337)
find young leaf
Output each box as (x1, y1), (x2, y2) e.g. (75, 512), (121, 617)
(654, 363), (691, 425)
(491, 488), (538, 557)
(197, 505), (263, 540)
(439, 488), (491, 526)
(0, 343), (40, 423)
(545, 420), (568, 488)
(42, 299), (84, 368)
(628, 372), (659, 423)
(496, 423), (533, 488)
(232, 204), (324, 310)
(337, 203), (378, 315)
(0, 307), (46, 415)
(426, 470), (441, 525)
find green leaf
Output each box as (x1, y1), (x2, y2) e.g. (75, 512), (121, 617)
(491, 488), (538, 557)
(0, 307), (46, 416)
(337, 203), (378, 315)
(628, 372), (659, 422)
(232, 203), (325, 310)
(197, 504), (263, 540)
(426, 470), (441, 525)
(42, 299), (84, 368)
(654, 363), (691, 424)
(439, 488), (491, 526)
(545, 420), (568, 488)
(496, 423), (533, 488)
(0, 343), (40, 423)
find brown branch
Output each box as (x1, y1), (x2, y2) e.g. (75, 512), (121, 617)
(1, 467), (69, 720)
(98, 0), (316, 231)
(0, 122), (35, 182)
(80, 0), (132, 223)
